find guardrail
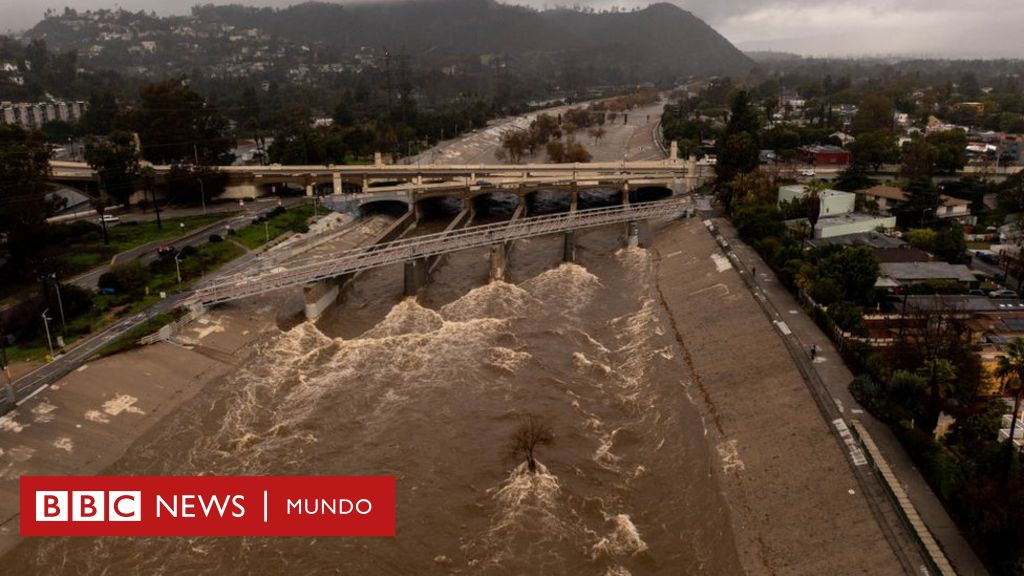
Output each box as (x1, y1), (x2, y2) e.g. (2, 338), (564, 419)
(190, 197), (690, 305)
(138, 306), (204, 346)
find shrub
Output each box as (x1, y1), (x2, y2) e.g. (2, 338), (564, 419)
(97, 262), (148, 297)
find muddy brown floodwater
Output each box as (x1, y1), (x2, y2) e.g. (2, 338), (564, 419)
(7, 199), (742, 575)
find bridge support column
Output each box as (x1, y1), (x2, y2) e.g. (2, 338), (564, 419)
(570, 183), (578, 213)
(563, 231), (576, 263)
(305, 183), (314, 197)
(625, 220), (639, 249)
(404, 259), (427, 297)
(622, 183), (630, 205)
(303, 280), (339, 320)
(332, 172), (342, 194)
(489, 245), (507, 282)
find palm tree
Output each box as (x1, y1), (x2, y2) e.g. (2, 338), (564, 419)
(995, 338), (1024, 453)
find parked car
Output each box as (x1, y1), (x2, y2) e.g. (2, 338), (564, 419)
(989, 289), (1018, 299)
(799, 168), (816, 177)
(968, 289), (988, 296)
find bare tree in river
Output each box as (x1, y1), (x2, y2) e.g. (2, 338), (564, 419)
(508, 414), (554, 473)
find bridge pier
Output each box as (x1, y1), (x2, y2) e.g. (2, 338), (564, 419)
(305, 183), (315, 197)
(622, 183), (630, 205)
(304, 280), (340, 320)
(332, 172), (342, 194)
(489, 245), (507, 282)
(563, 231), (576, 263)
(404, 259), (427, 297)
(625, 220), (639, 249)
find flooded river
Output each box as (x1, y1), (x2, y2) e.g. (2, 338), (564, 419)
(7, 196), (741, 575)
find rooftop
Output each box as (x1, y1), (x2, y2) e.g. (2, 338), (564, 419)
(859, 185), (907, 202)
(806, 231), (906, 250)
(880, 262), (979, 283)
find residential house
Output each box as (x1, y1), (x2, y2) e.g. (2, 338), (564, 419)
(856, 184), (974, 223)
(797, 145), (851, 166)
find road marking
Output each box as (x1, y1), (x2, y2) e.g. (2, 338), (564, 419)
(665, 250), (682, 259)
(774, 320), (792, 335)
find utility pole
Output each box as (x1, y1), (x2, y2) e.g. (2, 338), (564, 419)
(264, 221), (270, 243)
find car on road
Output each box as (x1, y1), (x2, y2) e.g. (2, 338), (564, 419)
(799, 168), (816, 177)
(968, 289), (988, 296)
(989, 289), (1018, 299)
(98, 214), (120, 224)
(157, 244), (176, 256)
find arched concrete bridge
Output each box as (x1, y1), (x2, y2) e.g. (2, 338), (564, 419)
(186, 196), (691, 311)
(49, 154), (705, 206)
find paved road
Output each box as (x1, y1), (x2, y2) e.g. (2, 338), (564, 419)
(2, 294), (182, 411)
(700, 196), (990, 576)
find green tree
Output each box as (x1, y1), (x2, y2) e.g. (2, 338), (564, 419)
(928, 130), (968, 173)
(816, 246), (880, 305)
(81, 90), (120, 136)
(995, 338), (1024, 457)
(129, 78), (234, 165)
(850, 94), (895, 135)
(932, 226), (968, 264)
(0, 124), (53, 276)
(85, 130), (140, 207)
(716, 90), (761, 183)
(848, 131), (900, 171)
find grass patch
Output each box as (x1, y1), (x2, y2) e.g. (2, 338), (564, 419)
(235, 205), (315, 249)
(94, 309), (186, 359)
(45, 213), (231, 277)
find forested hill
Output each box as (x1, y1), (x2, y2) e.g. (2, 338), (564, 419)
(25, 0), (753, 83)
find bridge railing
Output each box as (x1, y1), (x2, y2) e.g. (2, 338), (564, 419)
(190, 197), (689, 305)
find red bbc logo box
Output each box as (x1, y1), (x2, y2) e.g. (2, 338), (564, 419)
(20, 476), (395, 537)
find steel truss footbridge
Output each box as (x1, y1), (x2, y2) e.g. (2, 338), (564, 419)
(189, 196), (689, 306)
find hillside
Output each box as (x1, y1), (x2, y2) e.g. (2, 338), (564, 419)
(24, 0), (753, 84)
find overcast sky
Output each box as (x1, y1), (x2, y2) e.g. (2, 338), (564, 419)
(2, 0), (1023, 58)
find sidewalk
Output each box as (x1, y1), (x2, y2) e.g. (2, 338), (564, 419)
(705, 206), (989, 576)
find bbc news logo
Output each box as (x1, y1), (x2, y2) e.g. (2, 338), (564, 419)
(36, 491), (141, 522)
(21, 476), (395, 537)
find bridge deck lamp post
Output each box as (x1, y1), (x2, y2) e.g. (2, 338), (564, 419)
(42, 310), (54, 360)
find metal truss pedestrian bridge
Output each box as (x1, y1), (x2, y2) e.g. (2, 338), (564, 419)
(188, 196), (689, 306)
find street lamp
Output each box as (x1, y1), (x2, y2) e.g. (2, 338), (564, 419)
(174, 254), (182, 285)
(0, 328), (14, 404)
(197, 177), (207, 214)
(42, 310), (54, 360)
(50, 273), (66, 335)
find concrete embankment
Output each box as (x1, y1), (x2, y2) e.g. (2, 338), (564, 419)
(652, 218), (905, 575)
(0, 309), (274, 558)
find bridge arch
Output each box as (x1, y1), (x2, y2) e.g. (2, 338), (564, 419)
(472, 191), (521, 218)
(578, 187), (624, 209)
(630, 186), (673, 204)
(359, 199), (410, 217)
(415, 196), (464, 221)
(525, 188), (572, 215)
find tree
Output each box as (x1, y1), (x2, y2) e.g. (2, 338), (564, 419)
(996, 338), (1024, 456)
(545, 140), (566, 163)
(932, 226), (968, 264)
(851, 95), (895, 135)
(508, 415), (553, 473)
(849, 131), (900, 172)
(81, 90), (119, 136)
(499, 128), (530, 164)
(0, 124), (53, 276)
(816, 246), (880, 306)
(128, 78), (234, 165)
(85, 130), (140, 207)
(564, 141), (592, 163)
(716, 90), (761, 183)
(928, 130), (968, 173)
(163, 165), (228, 205)
(588, 126), (606, 143)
